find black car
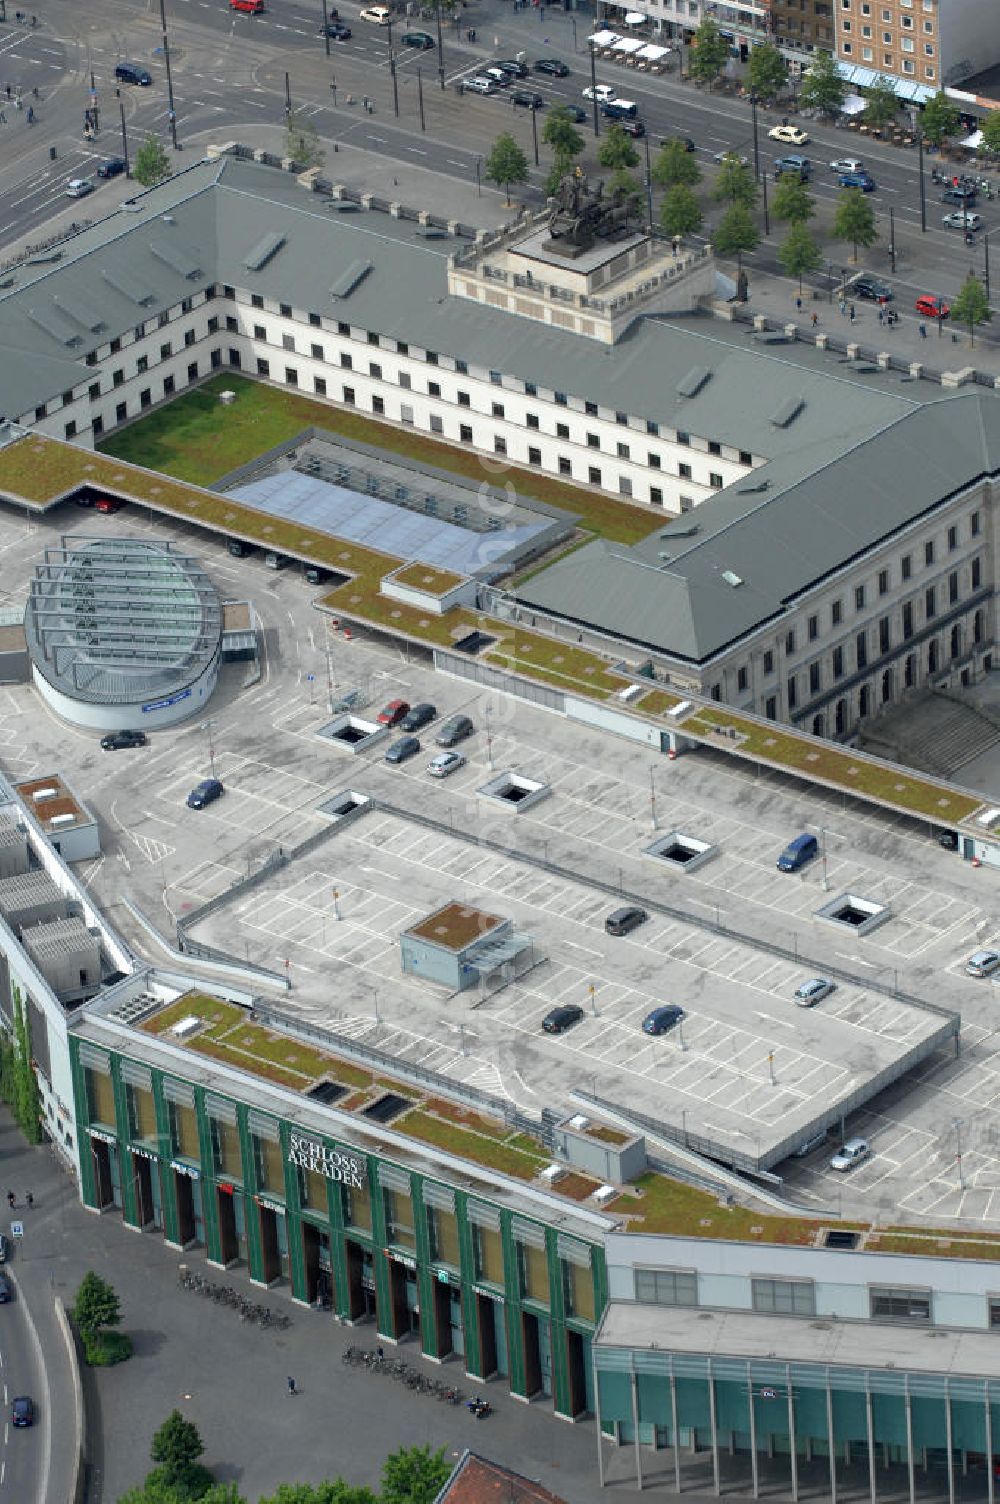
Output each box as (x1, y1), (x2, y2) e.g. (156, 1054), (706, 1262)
(534, 57), (569, 77)
(323, 21), (352, 39)
(96, 157), (128, 179)
(511, 90), (545, 109)
(401, 30), (434, 48)
(0, 1274), (11, 1304)
(101, 729), (147, 751)
(115, 62), (152, 86)
(542, 1004), (584, 1035)
(606, 905), (648, 937)
(186, 778), (224, 810)
(937, 829), (959, 850)
(11, 1397), (33, 1428)
(661, 134), (696, 153)
(304, 564), (330, 584)
(620, 118), (645, 138)
(495, 58), (529, 78)
(227, 538), (255, 557)
(561, 104), (588, 123)
(942, 184), (977, 205)
(385, 735), (421, 765)
(848, 273), (893, 302)
(401, 702), (436, 731)
(435, 714), (473, 747)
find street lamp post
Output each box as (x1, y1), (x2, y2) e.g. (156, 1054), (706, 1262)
(888, 205), (896, 274)
(750, 90), (760, 180)
(158, 0), (178, 148)
(589, 44), (599, 138)
(476, 155), (481, 195)
(761, 165), (770, 237)
(917, 129), (927, 232)
(954, 1117), (965, 1190)
(417, 68), (425, 131)
(284, 69), (292, 118)
(643, 132), (654, 234)
(200, 720), (217, 778)
(320, 0), (331, 57)
(119, 98), (130, 176)
(390, 53), (399, 117)
(986, 231), (991, 302)
(530, 102), (539, 166)
(435, 0), (445, 89)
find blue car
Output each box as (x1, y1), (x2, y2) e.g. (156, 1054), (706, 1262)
(642, 1005), (685, 1037)
(839, 171), (876, 192)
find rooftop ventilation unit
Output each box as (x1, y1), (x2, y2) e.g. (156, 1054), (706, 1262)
(27, 306), (82, 346)
(721, 570), (743, 588)
(100, 267), (155, 305)
(329, 259), (372, 298)
(771, 397), (804, 428)
(676, 365), (712, 399)
(244, 232), (286, 272)
(149, 240), (202, 279)
(49, 812), (75, 826)
(31, 787), (58, 802)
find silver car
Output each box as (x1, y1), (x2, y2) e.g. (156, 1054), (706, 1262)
(464, 76), (496, 95)
(794, 977), (836, 1007)
(965, 949), (1000, 977)
(428, 751), (466, 779)
(830, 1137), (871, 1172)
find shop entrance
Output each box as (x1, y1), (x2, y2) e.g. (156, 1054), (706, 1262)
(522, 1310), (543, 1397)
(565, 1329), (588, 1417)
(90, 1135), (116, 1210)
(174, 1171), (196, 1246)
(386, 1258), (419, 1340)
(257, 1203), (281, 1285)
(131, 1152), (155, 1228)
(301, 1221), (322, 1305)
(475, 1293), (498, 1377)
(216, 1186), (239, 1265)
(345, 1238), (377, 1322)
(432, 1278), (454, 1360)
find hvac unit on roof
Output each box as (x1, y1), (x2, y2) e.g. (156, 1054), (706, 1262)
(721, 570), (743, 588)
(49, 813), (75, 826)
(31, 787), (58, 802)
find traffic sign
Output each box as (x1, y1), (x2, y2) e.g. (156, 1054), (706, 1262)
(10, 1221), (23, 1238)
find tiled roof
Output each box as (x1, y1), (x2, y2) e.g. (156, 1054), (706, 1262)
(436, 1453), (568, 1504)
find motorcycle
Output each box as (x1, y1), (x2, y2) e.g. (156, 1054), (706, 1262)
(466, 1396), (492, 1419)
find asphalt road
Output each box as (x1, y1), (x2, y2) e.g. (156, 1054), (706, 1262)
(0, 0), (995, 320)
(0, 1256), (50, 1504)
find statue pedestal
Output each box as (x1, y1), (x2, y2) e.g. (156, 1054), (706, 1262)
(540, 237), (593, 260)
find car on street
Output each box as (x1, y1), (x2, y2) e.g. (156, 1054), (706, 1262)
(385, 735), (421, 765)
(916, 293), (950, 319)
(0, 1274), (11, 1303)
(774, 154), (811, 180)
(401, 702), (436, 731)
(359, 4), (392, 21)
(464, 76), (497, 95)
(65, 178), (93, 198)
(830, 1137), (871, 1172)
(11, 1397), (33, 1428)
(942, 210), (983, 231)
(511, 90), (545, 109)
(660, 134), (695, 152)
(839, 170), (876, 191)
(231, 0), (264, 9)
(642, 1004), (685, 1036)
(495, 59), (529, 78)
(561, 104), (588, 123)
(322, 21), (352, 39)
(942, 184), (977, 205)
(427, 751), (466, 778)
(535, 58), (570, 77)
(101, 730), (148, 751)
(794, 977), (836, 1007)
(713, 148), (749, 164)
(0, 1233), (8, 1263)
(769, 123), (809, 146)
(847, 272), (893, 302)
(96, 157), (128, 179)
(401, 30), (434, 48)
(186, 778), (224, 810)
(829, 156), (864, 174)
(115, 61), (152, 85)
(583, 83), (616, 102)
(435, 714), (473, 747)
(966, 949), (1000, 977)
(377, 698), (410, 727)
(620, 118), (645, 138)
(542, 1003), (584, 1034)
(482, 66), (512, 88)
(605, 905), (648, 936)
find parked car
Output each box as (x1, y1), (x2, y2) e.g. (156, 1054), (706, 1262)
(794, 977), (836, 1007)
(942, 210), (982, 231)
(227, 539), (254, 557)
(11, 1397), (33, 1428)
(942, 184), (977, 205)
(534, 57), (570, 77)
(830, 1137), (871, 1171)
(186, 778), (224, 810)
(605, 906), (648, 937)
(542, 1004), (584, 1034)
(101, 730), (147, 751)
(401, 702), (436, 731)
(495, 59), (529, 78)
(0, 1274), (11, 1303)
(464, 76), (497, 96)
(95, 497), (125, 513)
(264, 550), (292, 569)
(115, 61), (153, 84)
(96, 157), (128, 179)
(839, 171), (875, 192)
(511, 90), (546, 109)
(560, 104), (588, 123)
(769, 123), (809, 146)
(602, 99), (637, 120)
(427, 751), (466, 778)
(482, 66), (512, 88)
(937, 829), (959, 850)
(583, 83), (616, 102)
(774, 154), (812, 181)
(829, 156), (864, 174)
(65, 177), (93, 198)
(385, 735), (421, 765)
(303, 564), (330, 584)
(0, 1233), (8, 1264)
(322, 21), (352, 39)
(776, 833), (818, 873)
(377, 699), (410, 727)
(916, 293), (949, 319)
(435, 714), (473, 747)
(965, 949), (1000, 978)
(642, 1004), (685, 1036)
(847, 272), (893, 302)
(401, 30), (434, 48)
(359, 5), (392, 21)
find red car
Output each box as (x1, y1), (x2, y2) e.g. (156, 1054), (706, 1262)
(230, 0), (264, 11)
(377, 699), (410, 727)
(915, 294), (949, 320)
(94, 497), (125, 513)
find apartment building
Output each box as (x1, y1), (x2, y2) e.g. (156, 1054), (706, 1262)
(835, 0), (1000, 92)
(769, 0), (835, 54)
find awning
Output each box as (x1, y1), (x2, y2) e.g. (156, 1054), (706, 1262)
(623, 10), (647, 24)
(837, 62), (936, 103)
(588, 29), (620, 46)
(636, 42), (669, 59)
(960, 129), (984, 148)
(841, 92), (866, 116)
(612, 36), (644, 53)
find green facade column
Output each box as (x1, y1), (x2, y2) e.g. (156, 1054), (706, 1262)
(545, 1226), (572, 1419)
(326, 1159), (349, 1319)
(68, 1042), (98, 1210)
(154, 1075), (180, 1247)
(197, 1090), (225, 1265)
(237, 1105), (262, 1278)
(501, 1213), (527, 1399)
(455, 1193), (483, 1380)
(112, 1060), (140, 1229)
(281, 1122), (308, 1304)
(410, 1176), (440, 1360)
(369, 1168), (395, 1341)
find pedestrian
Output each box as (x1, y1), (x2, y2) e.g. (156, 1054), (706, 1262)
(919, 322), (927, 339)
(810, 311), (818, 327)
(493, 33), (499, 46)
(795, 295), (802, 313)
(6, 1191), (13, 1209)
(25, 1193), (32, 1208)
(877, 307), (883, 325)
(849, 302), (856, 322)
(287, 1376), (297, 1396)
(4, 84), (10, 99)
(838, 297), (846, 316)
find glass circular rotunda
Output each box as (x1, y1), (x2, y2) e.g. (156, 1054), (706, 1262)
(24, 535), (222, 731)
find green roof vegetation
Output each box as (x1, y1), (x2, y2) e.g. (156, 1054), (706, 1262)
(391, 562), (467, 595)
(679, 704), (982, 824)
(96, 374), (663, 545)
(634, 688), (682, 717)
(396, 1109), (548, 1181)
(607, 1172), (829, 1243)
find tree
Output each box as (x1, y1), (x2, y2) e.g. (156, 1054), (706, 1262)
(598, 124), (639, 173)
(712, 153), (757, 208)
(541, 105), (584, 160)
(778, 222), (823, 294)
(118, 1485), (246, 1504)
(610, 169), (643, 212)
(133, 133), (171, 188)
(148, 1410), (214, 1499)
(951, 275), (992, 347)
(10, 988), (40, 1144)
(73, 1271), (121, 1337)
(484, 133), (529, 205)
(258, 1485), (376, 1504)
(713, 201), (760, 269)
(921, 90), (960, 148)
(771, 175), (815, 224)
(747, 42), (787, 104)
(545, 147), (577, 197)
(286, 110), (324, 170)
(381, 1445), (451, 1504)
(659, 184), (703, 239)
(688, 17), (729, 88)
(834, 185), (878, 261)
(862, 76), (899, 132)
(982, 111), (1000, 157)
(798, 50), (846, 117)
(651, 137), (701, 189)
